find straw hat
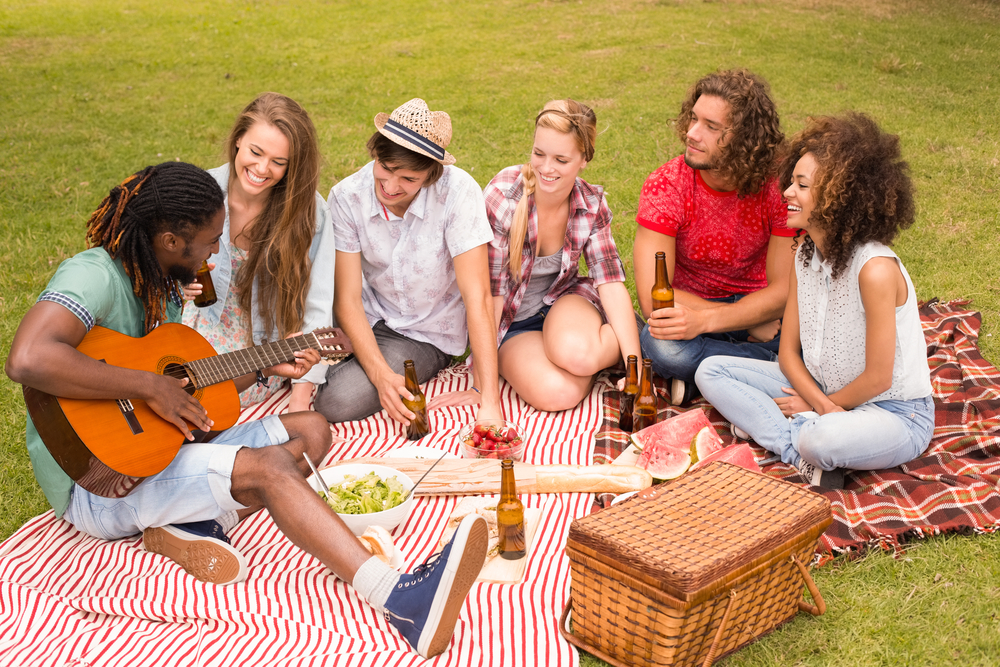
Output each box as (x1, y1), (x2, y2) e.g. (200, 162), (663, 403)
(374, 98), (456, 165)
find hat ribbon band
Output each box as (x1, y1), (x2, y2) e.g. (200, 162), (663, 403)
(383, 119), (446, 160)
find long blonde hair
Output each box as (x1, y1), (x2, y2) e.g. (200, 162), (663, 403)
(509, 99), (597, 282)
(225, 93), (320, 342)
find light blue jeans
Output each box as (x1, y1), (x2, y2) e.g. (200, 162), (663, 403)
(64, 416), (288, 540)
(639, 295), (781, 384)
(695, 356), (935, 471)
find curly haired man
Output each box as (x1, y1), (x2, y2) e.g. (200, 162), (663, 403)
(633, 69), (796, 405)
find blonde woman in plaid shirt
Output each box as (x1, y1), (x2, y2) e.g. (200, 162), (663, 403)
(485, 100), (641, 411)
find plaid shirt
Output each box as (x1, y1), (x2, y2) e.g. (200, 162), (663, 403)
(485, 165), (626, 343)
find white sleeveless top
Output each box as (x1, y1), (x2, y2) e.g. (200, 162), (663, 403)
(795, 241), (931, 401)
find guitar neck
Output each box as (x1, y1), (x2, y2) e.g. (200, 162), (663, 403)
(184, 333), (320, 388)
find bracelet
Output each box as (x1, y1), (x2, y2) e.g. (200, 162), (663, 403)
(471, 386), (480, 393)
(256, 370), (270, 388)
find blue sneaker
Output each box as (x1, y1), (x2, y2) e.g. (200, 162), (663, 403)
(143, 519), (248, 585)
(384, 514), (488, 658)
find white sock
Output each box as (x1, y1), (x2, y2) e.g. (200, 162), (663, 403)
(352, 557), (401, 613)
(216, 510), (240, 534)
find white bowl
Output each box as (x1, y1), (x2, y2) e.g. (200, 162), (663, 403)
(308, 463), (415, 536)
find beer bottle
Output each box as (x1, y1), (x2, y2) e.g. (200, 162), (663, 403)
(497, 459), (526, 560)
(633, 358), (658, 432)
(402, 360), (430, 440)
(618, 355), (639, 433)
(651, 251), (674, 311)
(193, 260), (218, 308)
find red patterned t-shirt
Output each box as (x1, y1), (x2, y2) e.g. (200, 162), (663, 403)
(635, 156), (793, 299)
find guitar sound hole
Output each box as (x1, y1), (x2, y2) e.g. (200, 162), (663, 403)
(163, 363), (196, 395)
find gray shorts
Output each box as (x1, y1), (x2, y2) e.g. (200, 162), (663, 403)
(313, 320), (451, 423)
(63, 415), (288, 540)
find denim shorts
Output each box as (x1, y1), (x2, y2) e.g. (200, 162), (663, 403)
(63, 415), (288, 540)
(500, 305), (551, 346)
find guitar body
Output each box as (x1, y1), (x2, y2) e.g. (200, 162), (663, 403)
(26, 323), (241, 498)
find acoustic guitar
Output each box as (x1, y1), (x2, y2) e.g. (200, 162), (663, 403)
(24, 323), (352, 499)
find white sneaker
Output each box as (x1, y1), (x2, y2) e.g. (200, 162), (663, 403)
(670, 378), (687, 406)
(730, 422), (751, 440)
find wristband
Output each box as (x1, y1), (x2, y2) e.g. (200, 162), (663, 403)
(256, 370), (270, 388)
(471, 386), (480, 393)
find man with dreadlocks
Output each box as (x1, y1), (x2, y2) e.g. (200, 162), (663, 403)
(633, 69), (796, 407)
(5, 162), (490, 660)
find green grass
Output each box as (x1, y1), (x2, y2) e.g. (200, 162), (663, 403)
(2, 0), (999, 664)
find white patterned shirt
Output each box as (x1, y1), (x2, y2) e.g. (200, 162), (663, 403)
(329, 162), (493, 355)
(796, 241), (931, 401)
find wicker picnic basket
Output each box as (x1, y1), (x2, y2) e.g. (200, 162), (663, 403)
(560, 462), (833, 667)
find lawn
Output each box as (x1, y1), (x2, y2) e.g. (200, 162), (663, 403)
(1, 0), (999, 664)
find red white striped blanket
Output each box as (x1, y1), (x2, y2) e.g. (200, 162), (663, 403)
(0, 366), (601, 666)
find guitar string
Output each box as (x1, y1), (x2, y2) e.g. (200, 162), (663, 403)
(156, 331), (341, 388)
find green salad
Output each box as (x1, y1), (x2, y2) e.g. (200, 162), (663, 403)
(319, 472), (407, 514)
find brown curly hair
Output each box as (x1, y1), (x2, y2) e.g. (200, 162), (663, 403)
(780, 112), (916, 280)
(675, 69), (784, 197)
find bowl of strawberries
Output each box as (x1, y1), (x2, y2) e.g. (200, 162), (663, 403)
(458, 419), (526, 461)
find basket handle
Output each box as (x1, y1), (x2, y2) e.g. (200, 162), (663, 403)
(700, 589), (739, 667)
(558, 596), (632, 667)
(792, 555), (826, 616)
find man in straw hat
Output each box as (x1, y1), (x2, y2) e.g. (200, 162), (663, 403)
(314, 98), (502, 426)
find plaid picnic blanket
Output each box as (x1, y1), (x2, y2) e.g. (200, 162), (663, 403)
(594, 299), (1000, 562)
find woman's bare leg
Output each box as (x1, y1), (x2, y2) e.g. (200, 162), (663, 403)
(499, 296), (620, 411)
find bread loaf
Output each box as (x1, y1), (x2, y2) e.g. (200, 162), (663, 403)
(334, 458), (653, 495)
(357, 525), (395, 565)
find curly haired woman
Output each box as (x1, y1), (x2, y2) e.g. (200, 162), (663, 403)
(695, 113), (934, 489)
(485, 100), (641, 411)
(183, 93), (334, 412)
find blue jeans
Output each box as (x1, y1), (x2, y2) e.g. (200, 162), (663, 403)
(640, 296), (780, 384)
(64, 416), (288, 540)
(695, 356), (935, 471)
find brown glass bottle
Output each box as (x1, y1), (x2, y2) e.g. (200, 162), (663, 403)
(633, 358), (658, 432)
(497, 459), (526, 560)
(651, 251), (674, 311)
(193, 260), (218, 308)
(618, 355), (639, 433)
(402, 360), (429, 440)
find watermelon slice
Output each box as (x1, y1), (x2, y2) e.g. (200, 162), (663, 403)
(640, 446), (691, 480)
(690, 442), (762, 473)
(690, 425), (725, 463)
(633, 409), (713, 479)
(632, 409), (712, 453)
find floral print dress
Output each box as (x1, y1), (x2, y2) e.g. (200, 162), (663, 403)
(183, 243), (283, 408)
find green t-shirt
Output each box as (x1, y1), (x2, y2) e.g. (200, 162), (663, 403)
(25, 247), (182, 516)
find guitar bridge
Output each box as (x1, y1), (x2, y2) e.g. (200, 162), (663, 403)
(116, 398), (144, 435)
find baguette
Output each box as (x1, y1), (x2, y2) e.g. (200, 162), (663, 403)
(332, 458), (652, 495)
(523, 464), (653, 494)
